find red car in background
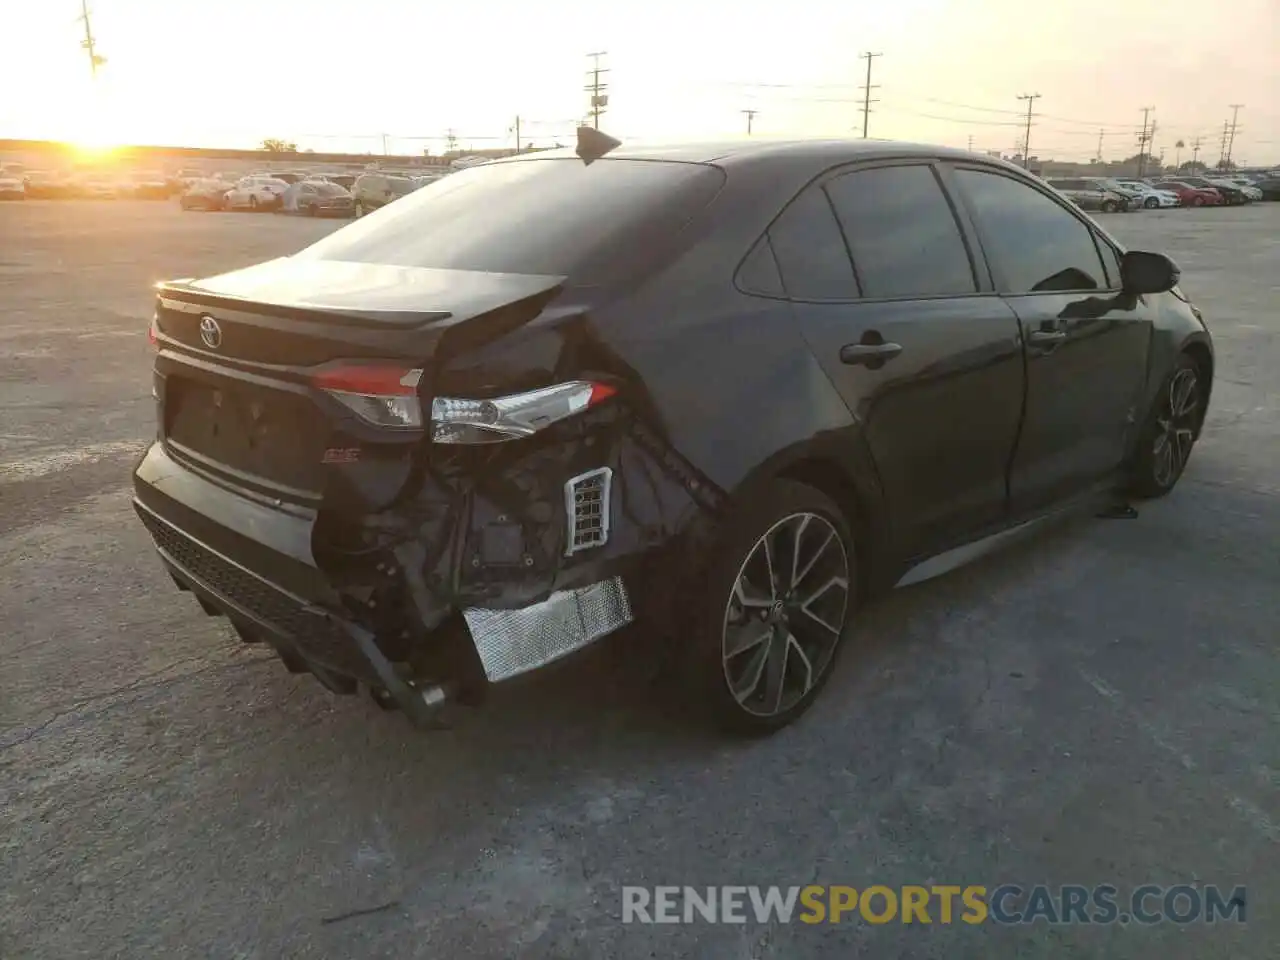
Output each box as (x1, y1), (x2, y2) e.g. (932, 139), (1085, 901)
(1152, 181), (1222, 207)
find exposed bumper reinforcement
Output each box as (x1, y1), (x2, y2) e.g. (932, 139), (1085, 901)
(462, 576), (634, 682)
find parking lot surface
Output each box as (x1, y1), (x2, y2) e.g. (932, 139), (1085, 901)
(2, 200), (1277, 959)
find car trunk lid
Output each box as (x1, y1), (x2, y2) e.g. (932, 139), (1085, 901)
(153, 257), (568, 500)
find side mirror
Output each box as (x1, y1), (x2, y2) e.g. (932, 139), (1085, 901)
(1120, 250), (1179, 295)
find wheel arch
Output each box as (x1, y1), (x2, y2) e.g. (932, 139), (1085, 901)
(1180, 334), (1214, 437)
(770, 450), (896, 599)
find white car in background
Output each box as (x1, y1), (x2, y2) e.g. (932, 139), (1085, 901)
(222, 175), (289, 211)
(1111, 178), (1181, 208)
(0, 177), (25, 200)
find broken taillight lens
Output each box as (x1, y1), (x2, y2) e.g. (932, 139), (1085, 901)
(431, 381), (616, 444)
(312, 362), (425, 429)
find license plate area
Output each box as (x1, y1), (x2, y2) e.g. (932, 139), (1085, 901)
(165, 376), (327, 493)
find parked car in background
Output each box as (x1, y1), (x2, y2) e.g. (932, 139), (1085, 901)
(1107, 178), (1181, 208)
(223, 175), (289, 211)
(131, 172), (174, 200)
(0, 177), (25, 200)
(1208, 177), (1260, 202)
(281, 179), (354, 217)
(324, 173), (357, 190)
(351, 172), (421, 216)
(1252, 177), (1280, 200)
(134, 136), (1213, 733)
(1046, 178), (1128, 212)
(1171, 176), (1247, 205)
(1080, 177), (1150, 211)
(78, 177), (121, 199)
(1151, 181), (1221, 207)
(179, 178), (233, 211)
(24, 173), (74, 199)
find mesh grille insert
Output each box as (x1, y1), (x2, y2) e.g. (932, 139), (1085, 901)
(564, 467), (612, 556)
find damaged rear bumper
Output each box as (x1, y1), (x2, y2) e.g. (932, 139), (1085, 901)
(131, 439), (679, 723)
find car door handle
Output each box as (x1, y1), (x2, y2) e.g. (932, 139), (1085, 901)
(1027, 329), (1068, 345)
(840, 342), (903, 366)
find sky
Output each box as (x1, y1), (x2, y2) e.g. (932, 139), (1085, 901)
(1, 0), (1277, 164)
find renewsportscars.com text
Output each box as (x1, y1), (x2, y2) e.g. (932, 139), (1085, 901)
(622, 884), (1247, 926)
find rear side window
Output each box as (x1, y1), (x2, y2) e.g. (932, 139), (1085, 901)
(737, 236), (785, 297)
(954, 168), (1108, 294)
(824, 165), (976, 299)
(767, 186), (859, 300)
(300, 158), (726, 284)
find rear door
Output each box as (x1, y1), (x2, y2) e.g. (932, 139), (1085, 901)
(772, 160), (1025, 559)
(949, 164), (1154, 514)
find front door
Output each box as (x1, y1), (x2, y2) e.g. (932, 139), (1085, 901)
(949, 165), (1154, 514)
(768, 162), (1026, 560)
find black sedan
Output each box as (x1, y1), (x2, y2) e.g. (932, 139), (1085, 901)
(134, 131), (1214, 734)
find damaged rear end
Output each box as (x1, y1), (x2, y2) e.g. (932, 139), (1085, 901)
(133, 151), (728, 724)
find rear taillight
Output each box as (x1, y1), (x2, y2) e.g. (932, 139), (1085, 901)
(147, 315), (158, 347)
(312, 362), (425, 429)
(430, 381), (616, 444)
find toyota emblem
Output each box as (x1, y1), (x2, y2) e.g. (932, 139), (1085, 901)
(199, 315), (222, 349)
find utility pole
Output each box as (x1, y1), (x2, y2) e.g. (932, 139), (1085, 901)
(967, 134), (974, 152)
(1095, 128), (1106, 164)
(1217, 120), (1230, 168)
(1225, 104), (1243, 167)
(445, 129), (457, 155)
(742, 109), (758, 135)
(381, 133), (389, 155)
(1135, 106), (1155, 177)
(78, 0), (106, 79)
(514, 116), (521, 152)
(585, 51), (610, 129)
(1017, 93), (1041, 168)
(859, 52), (882, 138)
(1191, 136), (1202, 167)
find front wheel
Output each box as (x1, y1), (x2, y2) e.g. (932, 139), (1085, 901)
(1190, 196), (1204, 207)
(687, 480), (856, 735)
(1144, 196), (1159, 209)
(249, 195), (259, 210)
(1101, 200), (1118, 213)
(1127, 354), (1203, 499)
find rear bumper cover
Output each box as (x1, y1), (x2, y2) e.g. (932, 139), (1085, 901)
(132, 436), (688, 719)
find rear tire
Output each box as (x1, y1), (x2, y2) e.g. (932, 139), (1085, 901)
(1144, 196), (1159, 209)
(354, 200), (365, 217)
(684, 480), (857, 735)
(1191, 196), (1204, 207)
(1101, 200), (1118, 213)
(1127, 353), (1204, 499)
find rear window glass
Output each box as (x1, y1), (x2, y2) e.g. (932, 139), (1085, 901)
(298, 157), (726, 283)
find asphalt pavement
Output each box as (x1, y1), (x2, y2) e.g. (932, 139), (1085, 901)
(2, 199), (1277, 959)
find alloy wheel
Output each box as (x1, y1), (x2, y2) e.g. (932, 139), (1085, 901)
(1152, 367), (1199, 488)
(721, 512), (849, 718)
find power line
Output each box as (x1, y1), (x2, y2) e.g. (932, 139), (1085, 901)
(585, 51), (610, 130)
(1017, 93), (1041, 167)
(858, 52), (882, 138)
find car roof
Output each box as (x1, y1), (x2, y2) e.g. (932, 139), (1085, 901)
(489, 138), (1002, 170)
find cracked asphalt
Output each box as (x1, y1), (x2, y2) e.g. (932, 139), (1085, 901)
(2, 199), (1277, 959)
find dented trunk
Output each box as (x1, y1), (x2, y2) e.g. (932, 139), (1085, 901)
(137, 255), (725, 722)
